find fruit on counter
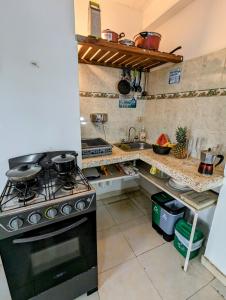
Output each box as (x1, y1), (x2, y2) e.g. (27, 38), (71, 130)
(156, 133), (169, 146)
(161, 142), (176, 148)
(172, 126), (188, 159)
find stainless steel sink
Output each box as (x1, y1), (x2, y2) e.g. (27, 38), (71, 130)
(114, 142), (152, 152)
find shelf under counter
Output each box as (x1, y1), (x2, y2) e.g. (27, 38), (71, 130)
(136, 161), (218, 212)
(85, 163), (139, 185)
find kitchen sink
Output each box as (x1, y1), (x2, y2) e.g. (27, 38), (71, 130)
(114, 142), (152, 152)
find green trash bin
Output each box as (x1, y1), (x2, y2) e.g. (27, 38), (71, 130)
(152, 192), (174, 234)
(152, 192), (185, 241)
(174, 219), (204, 260)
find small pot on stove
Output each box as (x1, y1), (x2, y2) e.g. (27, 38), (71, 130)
(51, 153), (78, 174)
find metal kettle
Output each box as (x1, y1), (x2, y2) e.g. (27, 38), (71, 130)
(198, 148), (224, 175)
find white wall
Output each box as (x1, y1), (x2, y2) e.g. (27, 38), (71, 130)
(0, 0), (81, 190)
(142, 0), (193, 30)
(75, 0), (142, 39)
(147, 0), (226, 60)
(205, 170), (226, 276)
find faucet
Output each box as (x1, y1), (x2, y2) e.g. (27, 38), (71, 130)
(128, 127), (136, 142)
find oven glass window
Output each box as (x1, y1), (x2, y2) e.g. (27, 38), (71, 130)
(31, 237), (80, 275)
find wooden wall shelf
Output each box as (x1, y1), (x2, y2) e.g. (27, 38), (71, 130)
(76, 35), (183, 71)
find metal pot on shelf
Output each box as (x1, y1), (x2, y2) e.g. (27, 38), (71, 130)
(134, 32), (161, 50)
(119, 39), (135, 47)
(101, 29), (125, 42)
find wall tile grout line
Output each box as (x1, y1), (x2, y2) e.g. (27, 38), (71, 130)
(97, 256), (135, 275)
(136, 252), (164, 300)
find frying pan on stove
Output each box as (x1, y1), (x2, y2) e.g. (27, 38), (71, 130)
(6, 164), (42, 182)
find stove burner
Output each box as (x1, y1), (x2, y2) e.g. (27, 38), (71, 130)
(18, 190), (36, 202)
(0, 152), (91, 213)
(62, 181), (75, 191)
(14, 181), (37, 202)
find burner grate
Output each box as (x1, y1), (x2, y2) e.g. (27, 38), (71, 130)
(0, 166), (91, 213)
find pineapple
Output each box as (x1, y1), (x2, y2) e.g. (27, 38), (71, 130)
(173, 126), (187, 159)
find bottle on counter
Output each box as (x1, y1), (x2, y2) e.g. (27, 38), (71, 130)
(139, 126), (146, 142)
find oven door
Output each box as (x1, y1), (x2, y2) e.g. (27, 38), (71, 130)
(0, 211), (97, 300)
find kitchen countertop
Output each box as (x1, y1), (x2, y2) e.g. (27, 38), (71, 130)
(82, 146), (224, 192)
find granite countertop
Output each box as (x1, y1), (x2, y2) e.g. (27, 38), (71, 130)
(82, 146), (224, 192)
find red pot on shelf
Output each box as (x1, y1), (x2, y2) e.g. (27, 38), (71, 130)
(134, 32), (161, 50)
(101, 29), (125, 42)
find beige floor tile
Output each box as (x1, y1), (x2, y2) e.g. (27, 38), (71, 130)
(120, 216), (165, 256)
(97, 205), (115, 231)
(105, 199), (144, 224)
(130, 192), (152, 216)
(0, 265), (11, 300)
(188, 284), (223, 300)
(98, 258), (161, 300)
(96, 199), (104, 207)
(101, 193), (128, 205)
(211, 279), (226, 299)
(97, 226), (135, 273)
(75, 291), (100, 300)
(138, 243), (214, 300)
(126, 190), (143, 198)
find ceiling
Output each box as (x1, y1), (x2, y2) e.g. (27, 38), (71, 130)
(113, 0), (153, 11)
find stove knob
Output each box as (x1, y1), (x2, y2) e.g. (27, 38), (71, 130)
(9, 217), (23, 231)
(61, 204), (72, 216)
(87, 197), (92, 203)
(76, 201), (86, 211)
(46, 208), (58, 219)
(28, 213), (41, 224)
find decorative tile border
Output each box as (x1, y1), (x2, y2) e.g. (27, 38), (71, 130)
(80, 88), (226, 100)
(79, 91), (119, 98)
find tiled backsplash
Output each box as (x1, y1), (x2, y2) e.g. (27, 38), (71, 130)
(79, 65), (146, 143)
(79, 47), (226, 153)
(80, 96), (145, 143)
(145, 47), (226, 153)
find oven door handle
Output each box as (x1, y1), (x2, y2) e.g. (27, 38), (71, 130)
(13, 217), (88, 244)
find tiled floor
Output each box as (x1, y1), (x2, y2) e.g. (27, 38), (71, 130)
(77, 190), (226, 300)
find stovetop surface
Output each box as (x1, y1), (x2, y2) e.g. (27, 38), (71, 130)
(0, 151), (92, 213)
(82, 138), (112, 148)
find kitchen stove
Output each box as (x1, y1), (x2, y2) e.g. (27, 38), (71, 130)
(0, 151), (93, 233)
(0, 151), (97, 300)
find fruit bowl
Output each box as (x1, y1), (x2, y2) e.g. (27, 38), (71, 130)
(152, 144), (171, 155)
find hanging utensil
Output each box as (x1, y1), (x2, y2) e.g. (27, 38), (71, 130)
(118, 68), (131, 95)
(130, 70), (136, 92)
(137, 71), (142, 93)
(141, 72), (148, 96)
(134, 70), (139, 92)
